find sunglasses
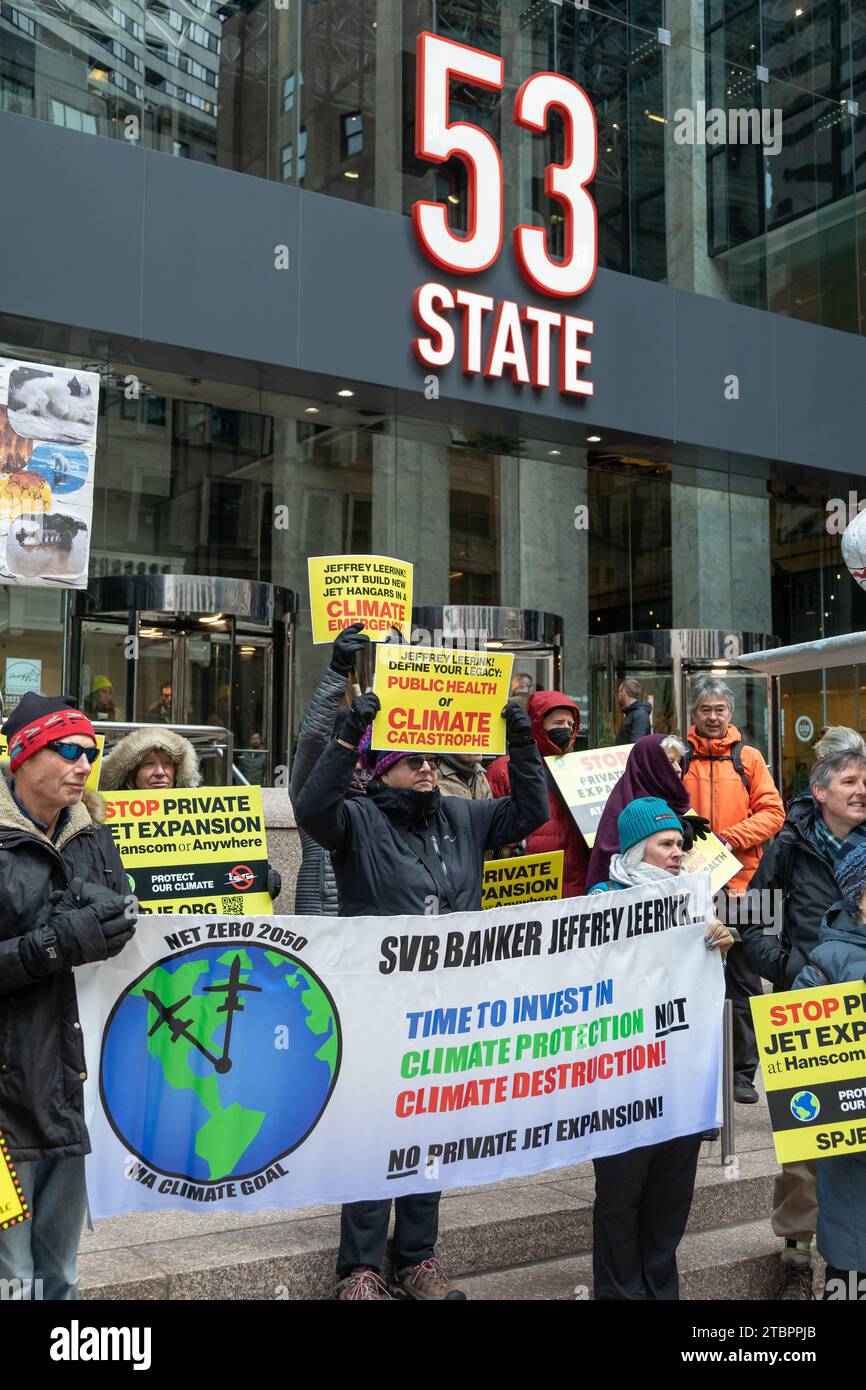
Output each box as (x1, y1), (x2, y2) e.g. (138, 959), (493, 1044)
(403, 755), (440, 772)
(48, 740), (99, 765)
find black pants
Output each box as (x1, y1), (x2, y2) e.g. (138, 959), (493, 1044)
(336, 1193), (441, 1279)
(823, 1265), (866, 1300)
(725, 940), (761, 1083)
(592, 1135), (701, 1300)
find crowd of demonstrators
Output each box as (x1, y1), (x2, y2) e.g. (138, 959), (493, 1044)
(682, 678), (785, 1106)
(742, 739), (866, 1299)
(0, 694), (137, 1298)
(487, 690), (590, 896)
(615, 679), (653, 745)
(295, 682), (548, 1301)
(794, 841), (866, 1300)
(588, 798), (733, 1299)
(100, 727), (202, 792)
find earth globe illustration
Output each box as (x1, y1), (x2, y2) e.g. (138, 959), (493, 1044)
(100, 944), (340, 1182)
(790, 1090), (819, 1123)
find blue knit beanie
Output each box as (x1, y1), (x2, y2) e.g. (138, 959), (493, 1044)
(617, 797), (684, 853)
(835, 839), (866, 913)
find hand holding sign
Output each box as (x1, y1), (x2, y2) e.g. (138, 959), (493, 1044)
(334, 692), (380, 749)
(330, 621), (370, 677)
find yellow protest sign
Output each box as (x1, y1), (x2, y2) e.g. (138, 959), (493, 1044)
(308, 554), (413, 644)
(752, 982), (866, 1163)
(482, 851), (564, 910)
(372, 646), (513, 756)
(0, 1131), (28, 1230)
(681, 827), (740, 895)
(545, 746), (630, 846)
(103, 786), (272, 915)
(0, 731), (105, 790)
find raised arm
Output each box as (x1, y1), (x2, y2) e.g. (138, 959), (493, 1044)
(470, 703), (549, 848)
(294, 691), (379, 854)
(290, 624), (369, 802)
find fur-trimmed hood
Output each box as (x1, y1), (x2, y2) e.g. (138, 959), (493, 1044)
(99, 727), (201, 791)
(0, 762), (106, 846)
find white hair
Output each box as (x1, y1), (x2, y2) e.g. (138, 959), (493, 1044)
(660, 735), (687, 759)
(813, 726), (866, 761)
(690, 677), (735, 717)
(619, 840), (650, 874)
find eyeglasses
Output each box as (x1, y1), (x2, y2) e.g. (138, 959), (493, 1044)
(404, 755), (440, 772)
(48, 740), (99, 765)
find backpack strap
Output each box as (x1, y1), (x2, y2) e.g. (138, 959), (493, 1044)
(682, 740), (750, 793)
(391, 823), (460, 914)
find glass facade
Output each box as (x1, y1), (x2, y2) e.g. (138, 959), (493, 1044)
(3, 0), (865, 332)
(2, 316), (864, 770)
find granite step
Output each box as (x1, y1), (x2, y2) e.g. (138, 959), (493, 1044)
(78, 1144), (779, 1301)
(456, 1217), (788, 1301)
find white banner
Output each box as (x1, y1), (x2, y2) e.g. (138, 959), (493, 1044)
(77, 877), (724, 1218)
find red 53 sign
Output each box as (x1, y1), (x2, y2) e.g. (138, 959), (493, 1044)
(411, 32), (597, 397)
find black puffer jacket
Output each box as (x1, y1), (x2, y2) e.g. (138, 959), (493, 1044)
(0, 771), (128, 1160)
(616, 700), (653, 744)
(740, 793), (866, 990)
(289, 666), (347, 915)
(296, 739), (548, 917)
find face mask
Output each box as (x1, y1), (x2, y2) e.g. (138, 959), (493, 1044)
(547, 725), (573, 751)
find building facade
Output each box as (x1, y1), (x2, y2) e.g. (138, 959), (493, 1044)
(1, 0), (866, 796)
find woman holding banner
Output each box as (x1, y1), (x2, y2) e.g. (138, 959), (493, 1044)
(588, 797), (732, 1300)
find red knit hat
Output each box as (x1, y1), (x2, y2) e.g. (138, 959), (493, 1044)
(4, 694), (96, 773)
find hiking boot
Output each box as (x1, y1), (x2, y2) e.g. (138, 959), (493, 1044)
(392, 1257), (467, 1301)
(775, 1263), (814, 1301)
(335, 1267), (394, 1300)
(733, 1076), (759, 1104)
(700, 1129), (720, 1141)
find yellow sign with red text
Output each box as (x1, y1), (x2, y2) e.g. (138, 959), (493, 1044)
(308, 554), (413, 644)
(372, 646), (513, 756)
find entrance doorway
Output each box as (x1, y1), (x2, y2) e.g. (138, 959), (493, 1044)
(589, 630), (780, 773)
(71, 575), (296, 784)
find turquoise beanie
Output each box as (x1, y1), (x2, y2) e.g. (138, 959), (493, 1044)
(617, 797), (684, 853)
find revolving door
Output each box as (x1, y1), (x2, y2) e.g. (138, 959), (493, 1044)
(70, 575), (297, 783)
(588, 630), (780, 774)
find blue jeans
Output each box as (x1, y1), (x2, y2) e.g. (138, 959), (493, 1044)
(0, 1157), (87, 1300)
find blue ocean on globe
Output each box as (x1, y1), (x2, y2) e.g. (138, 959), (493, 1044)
(101, 945), (339, 1182)
(790, 1090), (819, 1123)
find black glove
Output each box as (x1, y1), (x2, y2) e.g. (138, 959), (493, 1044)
(679, 813), (711, 853)
(334, 692), (380, 748)
(502, 701), (533, 749)
(18, 878), (136, 980)
(267, 866), (282, 902)
(330, 622), (369, 677)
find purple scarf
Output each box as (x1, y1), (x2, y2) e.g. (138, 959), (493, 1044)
(585, 734), (692, 889)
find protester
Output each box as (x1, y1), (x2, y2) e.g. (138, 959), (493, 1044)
(793, 839), (866, 1301)
(487, 690), (589, 896)
(586, 734), (701, 892)
(83, 675), (116, 722)
(510, 672), (534, 700)
(437, 753), (492, 802)
(660, 735), (687, 771)
(742, 742), (866, 1298)
(615, 679), (653, 744)
(296, 693), (548, 1300)
(682, 677), (785, 1106)
(0, 694), (136, 1299)
(588, 797), (732, 1299)
(100, 727), (201, 791)
(289, 622), (369, 916)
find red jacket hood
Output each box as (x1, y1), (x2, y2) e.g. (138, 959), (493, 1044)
(528, 690), (580, 758)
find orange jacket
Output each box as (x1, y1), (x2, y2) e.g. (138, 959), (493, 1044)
(682, 724), (785, 894)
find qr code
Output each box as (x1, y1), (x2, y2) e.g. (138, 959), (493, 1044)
(221, 895), (244, 914)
